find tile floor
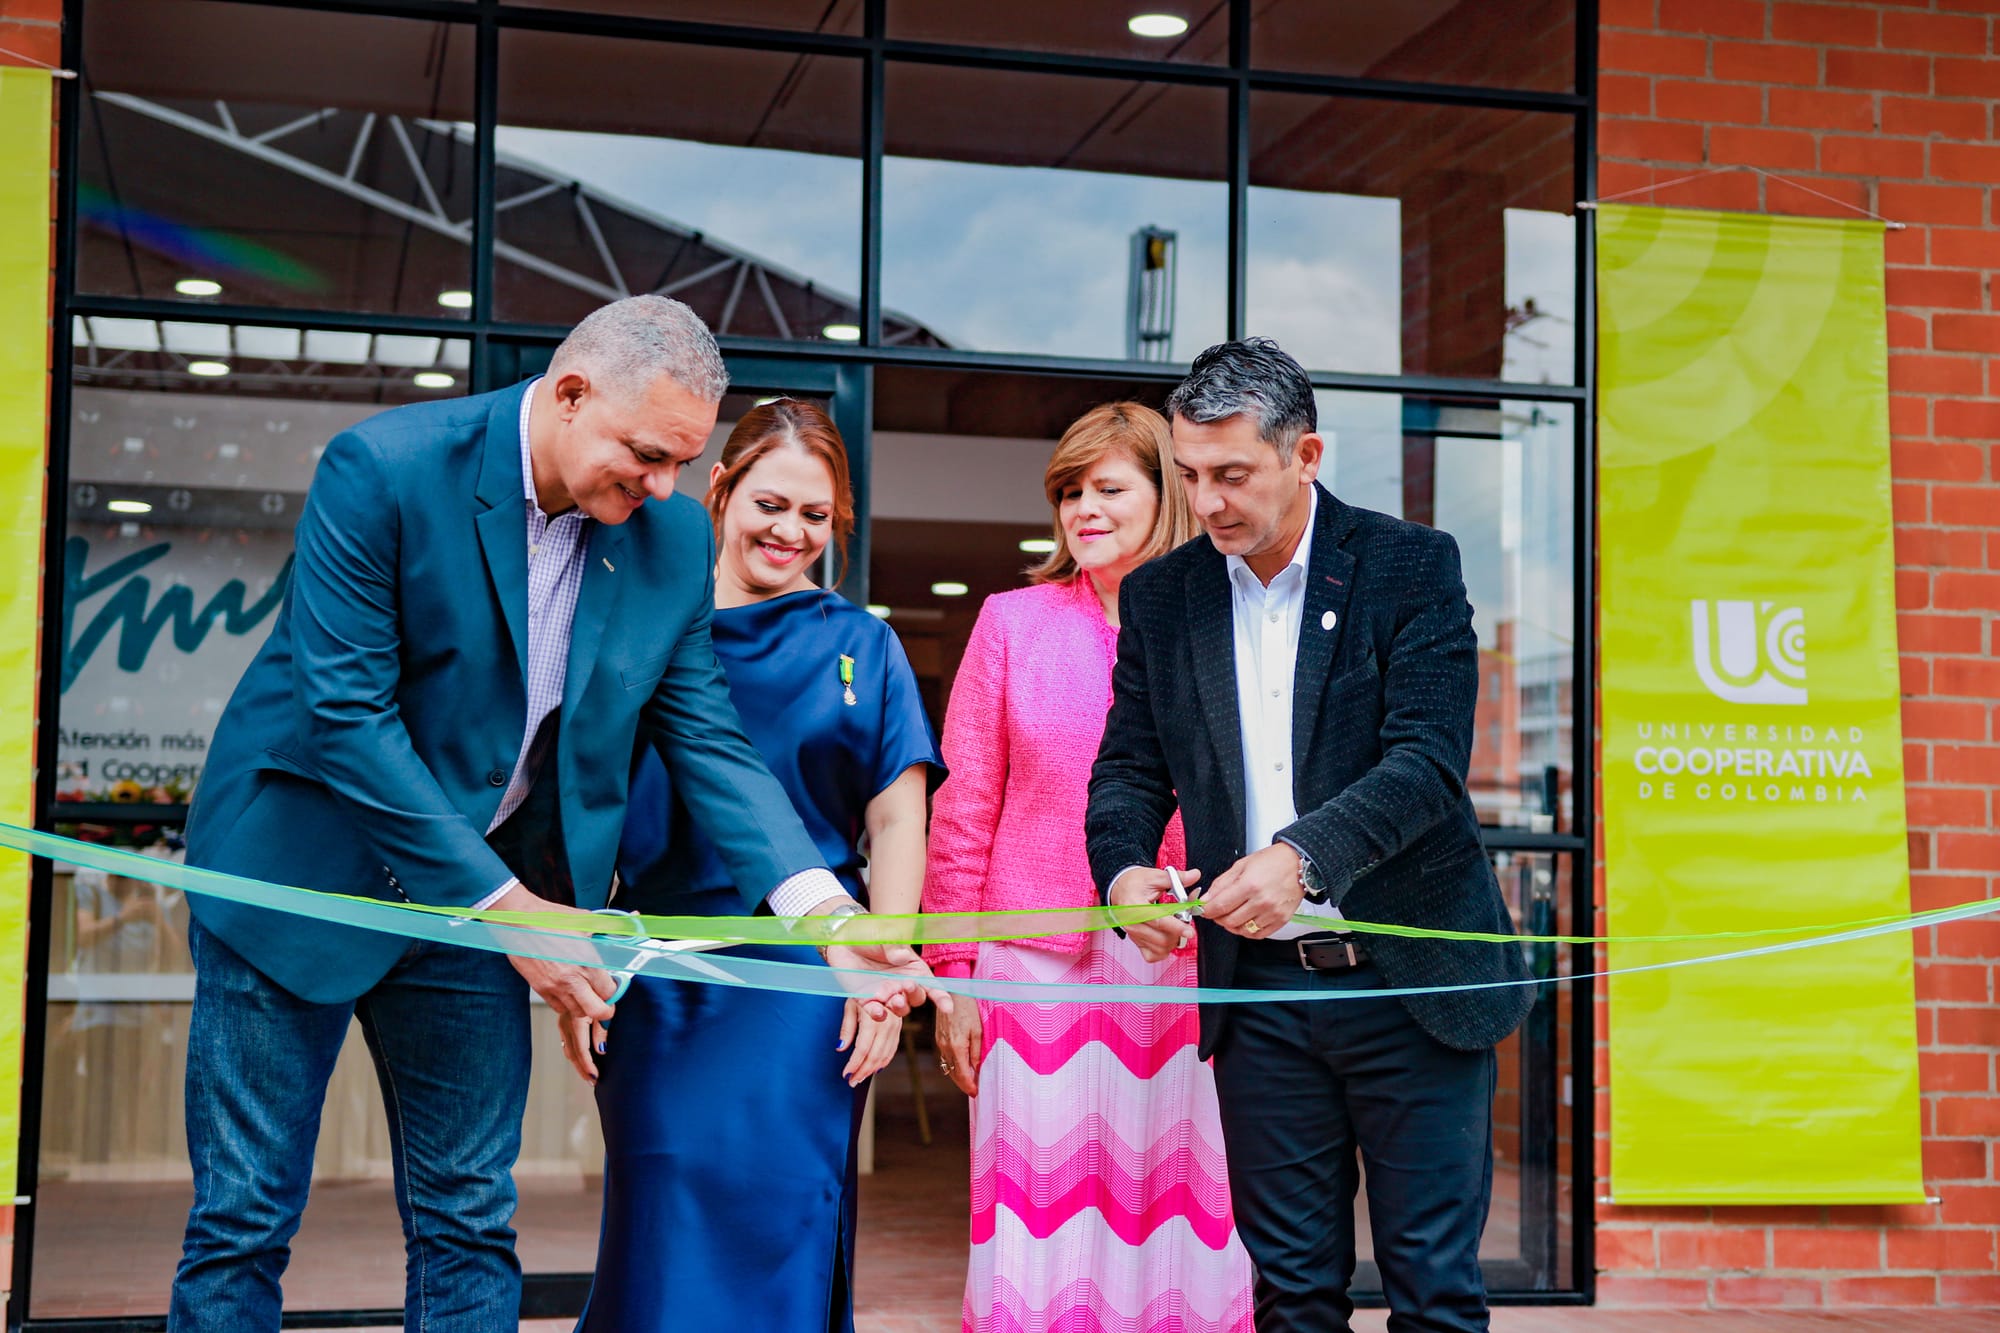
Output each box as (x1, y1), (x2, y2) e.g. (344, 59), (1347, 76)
(31, 1048), (1995, 1332)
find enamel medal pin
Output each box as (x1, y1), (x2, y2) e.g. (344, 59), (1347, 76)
(839, 653), (857, 706)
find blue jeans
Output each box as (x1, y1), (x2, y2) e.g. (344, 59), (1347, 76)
(170, 918), (530, 1333)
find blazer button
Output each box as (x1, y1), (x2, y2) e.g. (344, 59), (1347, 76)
(488, 769), (508, 787)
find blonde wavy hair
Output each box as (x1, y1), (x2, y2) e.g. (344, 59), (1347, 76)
(1027, 401), (1198, 586)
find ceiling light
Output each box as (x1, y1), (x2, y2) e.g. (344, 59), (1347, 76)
(234, 325), (302, 360)
(107, 499), (153, 515)
(1128, 13), (1189, 38)
(303, 329), (372, 364)
(1018, 537), (1058, 554)
(821, 323), (861, 342)
(87, 317), (162, 352)
(161, 321), (232, 357)
(436, 289), (474, 309)
(186, 360), (231, 377)
(373, 334), (445, 367)
(930, 581), (969, 597)
(174, 277), (222, 297)
(866, 604), (892, 619)
(413, 371), (456, 390)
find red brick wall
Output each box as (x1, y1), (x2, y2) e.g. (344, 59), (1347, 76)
(0, 0), (63, 1288)
(1597, 0), (2000, 1309)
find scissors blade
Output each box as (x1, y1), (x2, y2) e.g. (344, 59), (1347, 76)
(1165, 866), (1196, 923)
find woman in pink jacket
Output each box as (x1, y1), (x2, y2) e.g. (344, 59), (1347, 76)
(924, 402), (1254, 1333)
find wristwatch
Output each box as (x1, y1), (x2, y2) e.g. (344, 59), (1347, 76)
(1297, 853), (1331, 905)
(815, 899), (869, 960)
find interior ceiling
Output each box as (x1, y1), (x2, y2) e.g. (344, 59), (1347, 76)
(86, 0), (1533, 189)
(867, 518), (1050, 617)
(875, 366), (1173, 440)
(509, 0), (864, 30)
(1251, 0), (1464, 77)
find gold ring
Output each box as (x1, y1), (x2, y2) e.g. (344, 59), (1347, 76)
(1244, 918), (1261, 934)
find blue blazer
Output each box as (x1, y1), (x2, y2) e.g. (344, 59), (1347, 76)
(183, 381), (820, 1003)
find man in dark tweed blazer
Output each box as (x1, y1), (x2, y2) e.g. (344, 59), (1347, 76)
(1086, 338), (1533, 1332)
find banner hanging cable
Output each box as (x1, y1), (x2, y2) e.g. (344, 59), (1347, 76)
(12, 823), (1998, 1004)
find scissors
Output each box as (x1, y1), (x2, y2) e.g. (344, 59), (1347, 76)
(1164, 866), (1198, 924)
(589, 907), (731, 1005)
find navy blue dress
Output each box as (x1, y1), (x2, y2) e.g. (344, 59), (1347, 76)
(578, 589), (941, 1333)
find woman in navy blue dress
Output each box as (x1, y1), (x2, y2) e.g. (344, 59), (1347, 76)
(572, 399), (941, 1332)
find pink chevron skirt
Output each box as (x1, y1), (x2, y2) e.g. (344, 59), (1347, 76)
(962, 936), (1255, 1333)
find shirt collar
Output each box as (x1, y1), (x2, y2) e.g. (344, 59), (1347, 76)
(518, 375), (545, 512)
(1225, 485), (1319, 594)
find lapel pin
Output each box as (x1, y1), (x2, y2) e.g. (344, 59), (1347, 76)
(1321, 610), (1337, 632)
(602, 557), (615, 572)
(839, 654), (858, 706)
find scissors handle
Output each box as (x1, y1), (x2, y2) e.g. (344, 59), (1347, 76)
(1165, 867), (1195, 923)
(590, 907), (645, 1007)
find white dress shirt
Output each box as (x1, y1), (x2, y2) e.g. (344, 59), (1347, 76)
(476, 382), (843, 919)
(1224, 487), (1340, 941)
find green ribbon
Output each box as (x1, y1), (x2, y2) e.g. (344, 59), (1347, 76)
(10, 822), (1996, 1004)
(14, 821), (1993, 948)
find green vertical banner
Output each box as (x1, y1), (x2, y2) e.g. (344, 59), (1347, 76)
(1598, 204), (1923, 1204)
(0, 65), (53, 1200)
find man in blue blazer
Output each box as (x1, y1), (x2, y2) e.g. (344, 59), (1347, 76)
(170, 297), (937, 1332)
(1088, 339), (1532, 1332)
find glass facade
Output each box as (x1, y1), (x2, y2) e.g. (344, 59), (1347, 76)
(28, 0), (1593, 1323)
(883, 62), (1229, 360)
(78, 0), (477, 316)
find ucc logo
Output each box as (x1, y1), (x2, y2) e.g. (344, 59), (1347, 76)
(1691, 600), (1807, 706)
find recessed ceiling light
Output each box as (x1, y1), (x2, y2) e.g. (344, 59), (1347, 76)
(822, 323), (862, 342)
(107, 499), (153, 514)
(866, 604), (892, 619)
(436, 289), (474, 309)
(931, 581), (969, 597)
(1128, 13), (1189, 38)
(186, 360), (230, 377)
(1018, 537), (1058, 554)
(174, 278), (222, 297)
(413, 371), (456, 389)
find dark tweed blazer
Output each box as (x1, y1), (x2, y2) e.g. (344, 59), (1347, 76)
(1086, 483), (1534, 1057)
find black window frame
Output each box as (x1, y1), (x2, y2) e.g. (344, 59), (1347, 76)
(17, 0), (1600, 1325)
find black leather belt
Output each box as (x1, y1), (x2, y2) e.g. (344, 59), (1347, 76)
(1240, 932), (1369, 972)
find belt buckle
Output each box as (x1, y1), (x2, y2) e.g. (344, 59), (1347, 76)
(1296, 934), (1360, 971)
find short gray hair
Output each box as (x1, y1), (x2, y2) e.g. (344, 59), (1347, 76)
(548, 295), (730, 403)
(1163, 337), (1317, 463)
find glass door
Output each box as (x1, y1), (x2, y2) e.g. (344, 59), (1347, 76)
(17, 337), (862, 1329)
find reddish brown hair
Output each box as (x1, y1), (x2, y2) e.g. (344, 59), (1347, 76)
(707, 398), (855, 584)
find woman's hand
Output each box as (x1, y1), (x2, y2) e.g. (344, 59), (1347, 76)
(838, 997), (902, 1086)
(934, 995), (983, 1097)
(558, 1012), (608, 1087)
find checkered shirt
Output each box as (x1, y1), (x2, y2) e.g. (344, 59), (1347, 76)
(474, 382), (844, 919)
(486, 377), (592, 836)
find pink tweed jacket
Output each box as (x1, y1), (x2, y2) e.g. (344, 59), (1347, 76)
(922, 577), (1186, 973)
